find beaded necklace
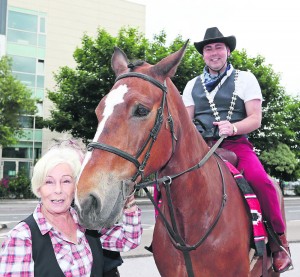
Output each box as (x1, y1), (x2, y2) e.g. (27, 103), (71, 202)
(200, 70), (240, 121)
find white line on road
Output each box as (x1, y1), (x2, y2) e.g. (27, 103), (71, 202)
(142, 224), (154, 231)
(0, 221), (19, 225)
(0, 214), (31, 216)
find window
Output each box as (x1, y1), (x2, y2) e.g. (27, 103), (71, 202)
(10, 55), (36, 73)
(2, 160), (37, 179)
(10, 57), (46, 90)
(7, 11), (46, 48)
(2, 147), (41, 160)
(38, 34), (46, 47)
(37, 75), (44, 88)
(36, 88), (44, 99)
(13, 72), (35, 87)
(7, 29), (37, 45)
(2, 148), (28, 158)
(8, 11), (37, 32)
(35, 115), (44, 128)
(20, 116), (34, 128)
(3, 161), (16, 178)
(19, 162), (32, 178)
(39, 16), (45, 33)
(0, 0), (7, 35)
(37, 59), (44, 74)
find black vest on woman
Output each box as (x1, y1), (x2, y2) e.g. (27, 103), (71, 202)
(23, 214), (104, 277)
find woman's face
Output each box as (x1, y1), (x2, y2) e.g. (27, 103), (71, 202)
(38, 163), (75, 216)
(203, 42), (229, 74)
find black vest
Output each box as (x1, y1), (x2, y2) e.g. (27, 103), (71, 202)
(23, 214), (104, 277)
(192, 70), (246, 138)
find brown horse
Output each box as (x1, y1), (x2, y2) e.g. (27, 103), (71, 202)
(74, 42), (282, 276)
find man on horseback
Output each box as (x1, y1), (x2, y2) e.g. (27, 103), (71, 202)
(182, 26), (292, 273)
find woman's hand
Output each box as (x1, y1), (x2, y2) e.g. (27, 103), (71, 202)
(124, 195), (137, 212)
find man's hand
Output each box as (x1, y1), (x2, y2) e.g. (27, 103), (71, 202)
(213, 120), (234, 137)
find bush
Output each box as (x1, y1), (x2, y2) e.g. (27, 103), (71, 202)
(294, 185), (300, 196)
(0, 178), (9, 198)
(0, 172), (36, 199)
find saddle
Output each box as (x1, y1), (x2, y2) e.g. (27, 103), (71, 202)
(215, 147), (238, 167)
(205, 136), (239, 167)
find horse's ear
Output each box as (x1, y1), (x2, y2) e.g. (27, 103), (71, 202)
(152, 40), (189, 78)
(111, 47), (129, 77)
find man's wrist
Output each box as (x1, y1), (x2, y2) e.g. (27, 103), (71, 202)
(232, 124), (238, 135)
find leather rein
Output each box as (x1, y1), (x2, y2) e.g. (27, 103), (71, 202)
(87, 72), (227, 277)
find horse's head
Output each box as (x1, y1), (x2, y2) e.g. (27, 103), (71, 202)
(75, 41), (189, 229)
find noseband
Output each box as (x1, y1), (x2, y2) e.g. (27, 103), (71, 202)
(87, 72), (177, 195)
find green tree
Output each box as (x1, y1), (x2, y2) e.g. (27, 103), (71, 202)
(281, 96), (300, 179)
(230, 51), (292, 149)
(260, 143), (298, 180)
(0, 56), (37, 147)
(277, 96), (300, 158)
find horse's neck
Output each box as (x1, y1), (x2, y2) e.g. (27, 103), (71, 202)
(158, 125), (220, 239)
(159, 91), (217, 205)
(170, 122), (208, 171)
(161, 121), (214, 197)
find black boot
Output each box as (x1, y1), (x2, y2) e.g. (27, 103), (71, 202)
(272, 234), (293, 273)
(144, 243), (153, 253)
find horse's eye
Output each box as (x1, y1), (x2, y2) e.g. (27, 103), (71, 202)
(134, 104), (150, 117)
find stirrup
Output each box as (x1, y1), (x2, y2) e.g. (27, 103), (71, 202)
(273, 245), (294, 273)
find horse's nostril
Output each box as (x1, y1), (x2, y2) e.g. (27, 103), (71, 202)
(83, 194), (101, 216)
(90, 194), (99, 209)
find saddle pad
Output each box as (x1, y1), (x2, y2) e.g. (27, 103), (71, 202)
(225, 161), (267, 256)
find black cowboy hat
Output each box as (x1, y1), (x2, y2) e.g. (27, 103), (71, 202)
(194, 27), (236, 55)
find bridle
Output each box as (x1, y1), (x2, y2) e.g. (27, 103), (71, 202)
(87, 72), (177, 196)
(87, 71), (227, 277)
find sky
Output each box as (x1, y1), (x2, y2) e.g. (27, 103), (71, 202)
(132, 0), (300, 97)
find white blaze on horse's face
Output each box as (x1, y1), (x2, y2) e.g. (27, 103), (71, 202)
(94, 84), (129, 141)
(74, 84), (129, 211)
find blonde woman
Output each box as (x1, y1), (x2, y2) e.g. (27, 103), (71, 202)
(0, 139), (142, 276)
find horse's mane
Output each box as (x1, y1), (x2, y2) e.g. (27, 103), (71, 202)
(127, 60), (145, 70)
(127, 59), (169, 79)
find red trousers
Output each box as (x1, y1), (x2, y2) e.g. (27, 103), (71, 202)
(221, 137), (285, 233)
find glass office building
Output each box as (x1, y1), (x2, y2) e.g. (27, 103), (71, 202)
(0, 0), (145, 179)
(1, 4), (44, 178)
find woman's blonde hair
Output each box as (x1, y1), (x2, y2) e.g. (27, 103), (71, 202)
(31, 139), (85, 197)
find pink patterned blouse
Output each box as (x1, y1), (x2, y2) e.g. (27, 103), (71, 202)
(0, 203), (142, 277)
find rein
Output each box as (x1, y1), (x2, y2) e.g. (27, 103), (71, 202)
(87, 71), (228, 277)
(135, 134), (225, 190)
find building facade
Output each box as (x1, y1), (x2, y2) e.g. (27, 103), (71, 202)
(0, 0), (145, 179)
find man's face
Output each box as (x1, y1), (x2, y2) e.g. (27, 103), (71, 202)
(203, 42), (230, 74)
